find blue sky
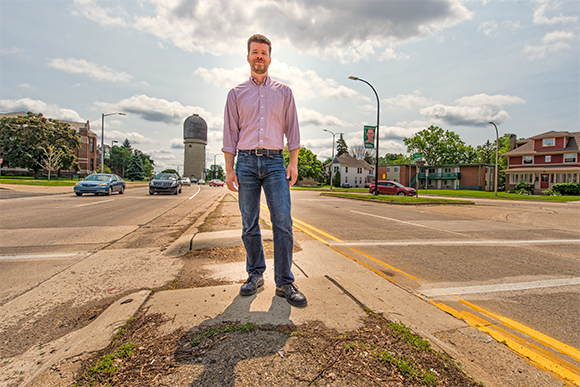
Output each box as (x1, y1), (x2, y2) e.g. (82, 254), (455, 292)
(1, 0), (578, 172)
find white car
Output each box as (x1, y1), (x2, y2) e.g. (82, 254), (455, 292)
(180, 177), (191, 186)
(198, 179), (206, 185)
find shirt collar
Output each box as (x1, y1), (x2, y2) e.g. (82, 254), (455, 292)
(250, 75), (270, 86)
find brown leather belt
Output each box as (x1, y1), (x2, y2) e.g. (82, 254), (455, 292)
(239, 148), (283, 156)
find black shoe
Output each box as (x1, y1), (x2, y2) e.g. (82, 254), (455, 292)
(240, 276), (264, 296)
(276, 283), (307, 307)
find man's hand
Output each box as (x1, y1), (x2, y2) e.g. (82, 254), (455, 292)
(287, 148), (299, 187)
(223, 151), (238, 192)
(225, 171), (238, 192)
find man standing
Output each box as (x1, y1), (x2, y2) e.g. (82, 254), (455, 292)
(222, 34), (306, 307)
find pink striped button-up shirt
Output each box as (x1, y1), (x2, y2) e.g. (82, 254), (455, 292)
(222, 76), (300, 155)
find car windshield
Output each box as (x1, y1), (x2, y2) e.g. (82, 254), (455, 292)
(393, 182), (405, 188)
(85, 174), (111, 182)
(156, 174), (176, 181)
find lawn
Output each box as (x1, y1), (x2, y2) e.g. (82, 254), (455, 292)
(293, 185), (580, 202)
(0, 176), (79, 187)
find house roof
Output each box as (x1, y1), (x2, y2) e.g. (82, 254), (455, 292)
(325, 153), (373, 170)
(502, 131), (580, 156)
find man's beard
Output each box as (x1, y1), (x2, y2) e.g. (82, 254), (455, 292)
(251, 61), (268, 74)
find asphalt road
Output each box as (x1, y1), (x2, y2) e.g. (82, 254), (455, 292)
(288, 190), (580, 362)
(0, 184), (226, 305)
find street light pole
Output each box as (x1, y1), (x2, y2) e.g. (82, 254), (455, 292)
(349, 76), (380, 195)
(101, 113), (126, 173)
(489, 122), (499, 196)
(323, 129), (342, 189)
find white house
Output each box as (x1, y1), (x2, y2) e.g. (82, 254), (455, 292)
(325, 153), (374, 187)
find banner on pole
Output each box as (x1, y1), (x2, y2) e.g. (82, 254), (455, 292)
(364, 126), (376, 149)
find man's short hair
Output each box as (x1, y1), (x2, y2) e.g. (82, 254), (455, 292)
(247, 34), (272, 55)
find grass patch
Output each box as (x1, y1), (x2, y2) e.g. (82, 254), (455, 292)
(74, 342), (136, 386)
(0, 176), (79, 187)
(420, 189), (580, 202)
(321, 192), (471, 204)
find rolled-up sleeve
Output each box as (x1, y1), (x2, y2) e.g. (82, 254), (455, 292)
(284, 88), (300, 152)
(221, 89), (239, 155)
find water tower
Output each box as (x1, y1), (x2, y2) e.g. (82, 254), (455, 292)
(183, 113), (207, 180)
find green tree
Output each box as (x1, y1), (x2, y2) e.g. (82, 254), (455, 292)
(336, 134), (349, 157)
(333, 170), (341, 187)
(476, 133), (513, 186)
(110, 144), (132, 177)
(0, 112), (81, 178)
(404, 125), (469, 165)
(284, 147), (324, 183)
(38, 144), (64, 181)
(126, 151), (145, 180)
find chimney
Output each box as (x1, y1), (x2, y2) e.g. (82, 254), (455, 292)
(510, 134), (517, 150)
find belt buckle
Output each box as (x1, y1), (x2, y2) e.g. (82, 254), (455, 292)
(255, 148), (266, 156)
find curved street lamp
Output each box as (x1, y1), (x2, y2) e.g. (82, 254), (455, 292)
(489, 122), (499, 196)
(349, 76), (380, 195)
(101, 112), (126, 173)
(323, 129), (343, 189)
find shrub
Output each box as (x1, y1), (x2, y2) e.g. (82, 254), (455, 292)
(551, 182), (580, 196)
(514, 180), (533, 195)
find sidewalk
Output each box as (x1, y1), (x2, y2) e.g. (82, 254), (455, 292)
(7, 189), (568, 387)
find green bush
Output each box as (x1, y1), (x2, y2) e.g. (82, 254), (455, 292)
(551, 182), (580, 196)
(514, 180), (533, 194)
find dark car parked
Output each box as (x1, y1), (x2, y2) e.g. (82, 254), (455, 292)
(74, 173), (126, 196)
(149, 173), (182, 195)
(368, 180), (417, 196)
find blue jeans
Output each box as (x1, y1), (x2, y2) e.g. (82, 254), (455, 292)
(236, 151), (294, 287)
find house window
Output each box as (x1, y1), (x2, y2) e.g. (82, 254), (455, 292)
(564, 153), (577, 163)
(394, 167), (399, 172)
(523, 156), (533, 164)
(543, 138), (555, 147)
(90, 138), (95, 153)
(386, 167), (390, 172)
(90, 158), (94, 171)
(333, 166), (339, 173)
(357, 168), (362, 174)
(545, 155), (551, 163)
(444, 167), (452, 173)
(428, 168), (436, 174)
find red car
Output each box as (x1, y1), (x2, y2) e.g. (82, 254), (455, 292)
(368, 180), (417, 196)
(209, 179), (224, 187)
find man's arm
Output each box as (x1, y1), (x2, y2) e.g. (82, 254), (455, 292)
(223, 151), (238, 192)
(287, 148), (299, 187)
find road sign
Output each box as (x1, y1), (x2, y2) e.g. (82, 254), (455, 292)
(413, 153), (422, 160)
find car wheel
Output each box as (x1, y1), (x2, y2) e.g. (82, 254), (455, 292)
(106, 187), (112, 196)
(119, 186), (125, 194)
(398, 191), (406, 196)
(149, 190), (155, 195)
(75, 192), (82, 196)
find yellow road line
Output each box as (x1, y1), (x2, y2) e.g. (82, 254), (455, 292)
(431, 301), (580, 386)
(460, 300), (580, 362)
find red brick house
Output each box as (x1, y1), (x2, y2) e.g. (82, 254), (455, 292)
(502, 131), (580, 193)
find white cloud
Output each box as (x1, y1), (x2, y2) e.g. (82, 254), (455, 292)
(419, 93), (525, 127)
(523, 30), (576, 60)
(0, 98), (84, 122)
(477, 20), (520, 37)
(298, 107), (347, 127)
(106, 130), (158, 146)
(94, 94), (221, 128)
(195, 59), (358, 100)
(71, 0), (128, 27)
(48, 58), (133, 82)
(533, 0), (578, 25)
(383, 91), (436, 110)
(170, 138), (184, 149)
(73, 0), (472, 62)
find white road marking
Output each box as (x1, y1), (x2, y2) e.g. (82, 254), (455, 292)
(189, 185), (201, 200)
(350, 210), (465, 236)
(330, 239), (580, 246)
(0, 253), (87, 261)
(74, 199), (115, 207)
(421, 277), (580, 297)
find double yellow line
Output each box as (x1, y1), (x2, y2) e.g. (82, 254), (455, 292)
(278, 205), (580, 386)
